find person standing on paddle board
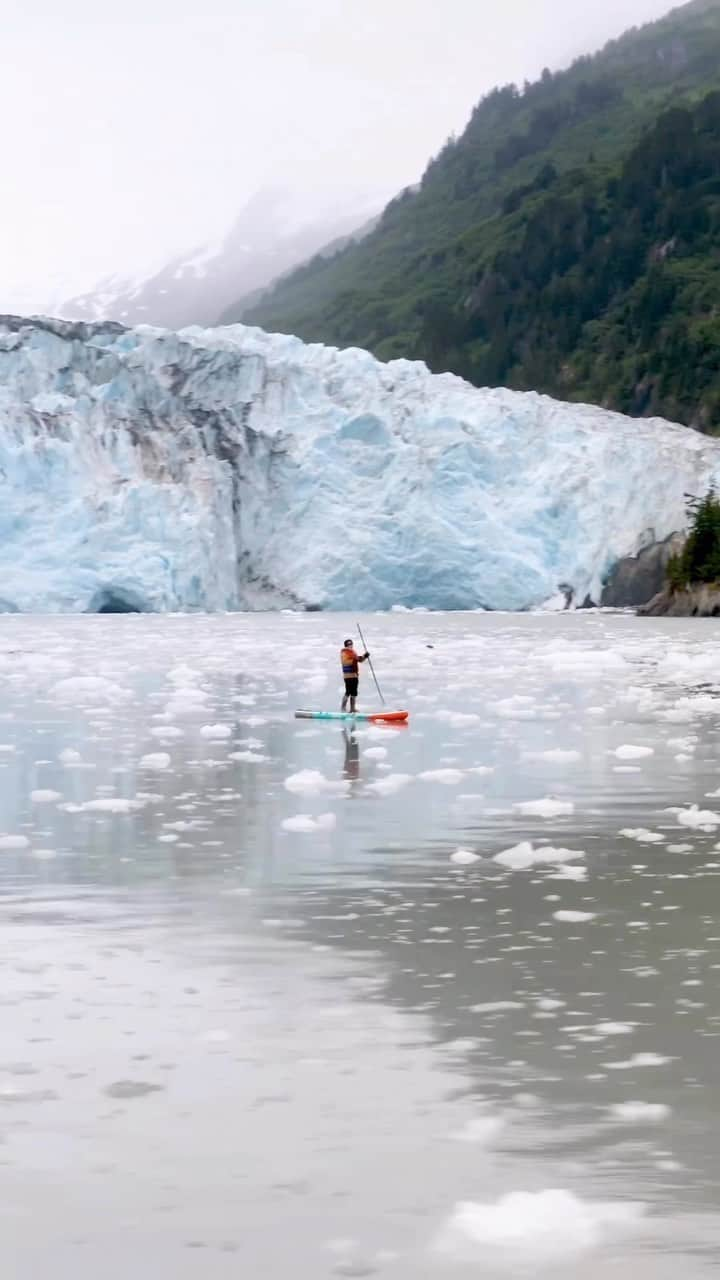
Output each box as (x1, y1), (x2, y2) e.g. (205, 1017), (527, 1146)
(340, 639), (370, 713)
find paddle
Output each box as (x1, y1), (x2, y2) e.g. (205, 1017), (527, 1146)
(356, 621), (386, 706)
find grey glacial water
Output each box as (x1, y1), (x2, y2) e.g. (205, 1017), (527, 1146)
(1, 611), (719, 1278)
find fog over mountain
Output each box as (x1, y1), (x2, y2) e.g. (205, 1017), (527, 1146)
(2, 0), (676, 319)
(57, 190), (375, 330)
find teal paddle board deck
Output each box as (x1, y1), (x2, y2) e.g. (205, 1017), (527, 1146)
(295, 710), (409, 724)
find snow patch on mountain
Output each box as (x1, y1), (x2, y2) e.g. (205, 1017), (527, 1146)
(0, 313), (718, 614)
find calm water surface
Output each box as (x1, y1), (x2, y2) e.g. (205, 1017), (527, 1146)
(1, 612), (719, 1278)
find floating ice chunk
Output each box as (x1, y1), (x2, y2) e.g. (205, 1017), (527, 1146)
(605, 1053), (671, 1070)
(495, 843), (583, 870)
(536, 749), (582, 763)
(139, 753), (171, 771)
(31, 848), (57, 861)
(365, 773), (413, 796)
(59, 748), (82, 764)
(435, 1188), (644, 1262)
(595, 1022), (634, 1036)
(363, 747), (388, 760)
(229, 750), (270, 763)
(284, 770), (349, 796)
(158, 833), (179, 843)
(200, 724), (232, 740)
(514, 797), (574, 818)
(149, 725), (184, 740)
(30, 789), (62, 804)
(609, 1101), (671, 1123)
(549, 864), (587, 881)
(0, 745), (15, 754)
(450, 1115), (505, 1144)
(676, 805), (720, 830)
(168, 664), (201, 685)
(72, 797), (145, 814)
(281, 813), (337, 833)
(450, 848), (480, 865)
(472, 1001), (524, 1013)
(613, 745), (654, 760)
(51, 676), (129, 704)
(554, 909), (596, 923)
(0, 835), (30, 850)
(667, 843), (693, 853)
(621, 828), (665, 844)
(418, 768), (464, 785)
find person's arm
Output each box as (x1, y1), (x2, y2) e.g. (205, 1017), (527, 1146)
(358, 651), (370, 663)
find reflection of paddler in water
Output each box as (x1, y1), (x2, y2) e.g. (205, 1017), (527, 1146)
(342, 727), (361, 784)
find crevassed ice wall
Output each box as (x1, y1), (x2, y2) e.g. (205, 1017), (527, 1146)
(0, 315), (718, 613)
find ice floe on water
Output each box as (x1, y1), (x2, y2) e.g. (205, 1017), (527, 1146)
(609, 1101), (671, 1123)
(436, 1188), (645, 1263)
(450, 848), (480, 865)
(1, 612), (720, 1276)
(553, 909), (597, 923)
(139, 753), (171, 771)
(284, 769), (349, 796)
(514, 796), (574, 818)
(281, 813), (337, 833)
(495, 843), (584, 870)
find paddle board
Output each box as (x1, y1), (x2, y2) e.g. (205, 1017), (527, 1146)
(295, 710), (409, 724)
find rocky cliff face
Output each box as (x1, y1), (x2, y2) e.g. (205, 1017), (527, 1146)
(640, 584), (720, 616)
(601, 533), (686, 608)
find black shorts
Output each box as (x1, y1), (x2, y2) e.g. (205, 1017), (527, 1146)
(344, 677), (359, 697)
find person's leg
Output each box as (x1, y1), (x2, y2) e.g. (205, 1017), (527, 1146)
(342, 678), (351, 711)
(349, 678), (358, 714)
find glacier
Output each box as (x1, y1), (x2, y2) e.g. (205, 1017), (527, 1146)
(1, 313), (720, 614)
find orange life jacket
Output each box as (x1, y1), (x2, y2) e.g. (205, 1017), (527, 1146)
(341, 647), (359, 677)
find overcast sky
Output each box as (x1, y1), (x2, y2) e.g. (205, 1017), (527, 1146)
(2, 0), (679, 309)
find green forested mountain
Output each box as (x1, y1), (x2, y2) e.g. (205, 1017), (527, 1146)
(230, 0), (720, 431)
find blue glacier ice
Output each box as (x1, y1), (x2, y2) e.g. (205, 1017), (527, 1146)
(1, 313), (719, 613)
